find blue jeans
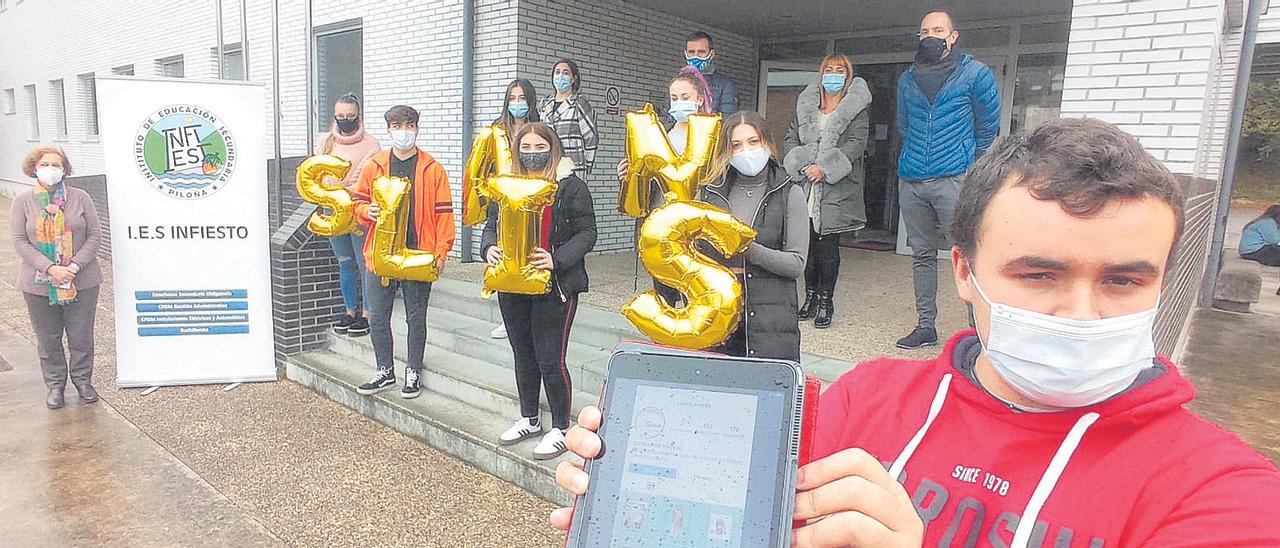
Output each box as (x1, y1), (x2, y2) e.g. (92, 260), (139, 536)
(330, 229), (368, 313)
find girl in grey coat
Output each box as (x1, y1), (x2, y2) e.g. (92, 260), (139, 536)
(783, 54), (871, 329)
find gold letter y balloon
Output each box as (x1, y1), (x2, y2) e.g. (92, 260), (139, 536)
(370, 175), (439, 284)
(618, 104), (722, 217)
(295, 155), (356, 236)
(623, 201), (757, 349)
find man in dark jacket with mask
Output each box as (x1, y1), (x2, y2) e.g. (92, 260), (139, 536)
(895, 9), (1000, 350)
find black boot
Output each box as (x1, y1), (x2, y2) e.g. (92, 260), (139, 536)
(797, 290), (818, 320)
(814, 292), (834, 329)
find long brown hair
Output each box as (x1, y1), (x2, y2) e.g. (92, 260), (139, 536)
(319, 93), (361, 154)
(705, 111), (777, 183)
(512, 121), (564, 181)
(1247, 204), (1280, 228)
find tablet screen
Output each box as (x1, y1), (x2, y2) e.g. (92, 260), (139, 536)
(577, 374), (791, 547)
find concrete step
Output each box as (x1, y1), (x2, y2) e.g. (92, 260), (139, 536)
(328, 331), (600, 421)
(427, 277), (854, 383)
(285, 349), (575, 507)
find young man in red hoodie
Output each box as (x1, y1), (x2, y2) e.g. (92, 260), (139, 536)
(550, 118), (1280, 547)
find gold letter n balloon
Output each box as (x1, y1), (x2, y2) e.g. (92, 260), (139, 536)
(618, 103), (755, 350)
(369, 175), (439, 284)
(295, 155), (356, 236)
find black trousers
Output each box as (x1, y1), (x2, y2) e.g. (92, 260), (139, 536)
(498, 291), (578, 430)
(805, 228), (841, 294)
(1243, 244), (1280, 267)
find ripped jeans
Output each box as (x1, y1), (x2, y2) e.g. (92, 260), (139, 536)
(330, 229), (368, 313)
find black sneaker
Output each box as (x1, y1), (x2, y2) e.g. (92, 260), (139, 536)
(401, 368), (422, 399)
(356, 367), (396, 395)
(896, 327), (939, 349)
(333, 314), (356, 335)
(346, 317), (370, 336)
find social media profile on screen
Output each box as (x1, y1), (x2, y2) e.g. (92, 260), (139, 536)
(565, 344), (806, 548)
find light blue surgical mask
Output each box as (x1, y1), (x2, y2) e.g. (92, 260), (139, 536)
(730, 146), (771, 177)
(553, 74), (573, 93)
(508, 101), (530, 119)
(390, 129), (417, 151)
(685, 55), (710, 72)
(669, 100), (699, 122)
(822, 73), (847, 94)
(970, 274), (1158, 408)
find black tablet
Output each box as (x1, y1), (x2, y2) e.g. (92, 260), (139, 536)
(566, 343), (805, 548)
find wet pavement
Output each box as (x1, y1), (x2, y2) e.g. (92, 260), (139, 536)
(0, 331), (282, 547)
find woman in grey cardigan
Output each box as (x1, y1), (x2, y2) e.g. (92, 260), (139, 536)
(10, 145), (102, 409)
(783, 54), (871, 329)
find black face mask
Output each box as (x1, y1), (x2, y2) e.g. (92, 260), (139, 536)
(335, 117), (360, 135)
(916, 36), (949, 65)
(519, 151), (552, 171)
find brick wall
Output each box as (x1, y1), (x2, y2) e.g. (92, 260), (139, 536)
(270, 206), (346, 364)
(1060, 0), (1228, 175)
(515, 0), (759, 252)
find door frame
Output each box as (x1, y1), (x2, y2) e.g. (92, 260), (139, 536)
(757, 60), (822, 118)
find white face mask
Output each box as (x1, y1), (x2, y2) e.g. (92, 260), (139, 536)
(36, 165), (64, 186)
(971, 274), (1158, 408)
(390, 129), (417, 151)
(730, 146), (770, 177)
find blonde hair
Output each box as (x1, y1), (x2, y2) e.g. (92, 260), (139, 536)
(705, 111), (777, 183)
(319, 93), (361, 155)
(818, 53), (855, 94)
(21, 144), (73, 178)
(512, 121), (565, 181)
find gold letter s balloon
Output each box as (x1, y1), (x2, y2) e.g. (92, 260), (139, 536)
(623, 201), (757, 349)
(618, 104), (722, 217)
(296, 155), (356, 236)
(369, 175), (439, 283)
(461, 125), (514, 226)
(482, 175), (558, 295)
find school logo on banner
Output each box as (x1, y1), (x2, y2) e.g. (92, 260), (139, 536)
(133, 105), (236, 200)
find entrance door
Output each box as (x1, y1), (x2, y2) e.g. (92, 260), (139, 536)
(758, 61), (819, 145)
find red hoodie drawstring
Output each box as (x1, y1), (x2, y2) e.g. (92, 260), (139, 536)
(887, 374), (1102, 548)
(1010, 412), (1100, 548)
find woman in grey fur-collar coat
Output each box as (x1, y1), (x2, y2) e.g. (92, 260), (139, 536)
(782, 54), (871, 329)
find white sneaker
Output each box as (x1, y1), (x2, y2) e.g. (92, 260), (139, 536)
(532, 428), (568, 460)
(498, 417), (542, 446)
(490, 323), (508, 339)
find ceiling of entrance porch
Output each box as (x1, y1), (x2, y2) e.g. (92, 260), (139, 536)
(622, 0), (1073, 39)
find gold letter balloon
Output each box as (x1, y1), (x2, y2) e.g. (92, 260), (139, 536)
(623, 201), (757, 349)
(618, 103), (755, 349)
(295, 155), (356, 236)
(481, 175), (558, 295)
(618, 104), (722, 217)
(462, 124), (559, 295)
(369, 175), (439, 284)
(461, 125), (514, 226)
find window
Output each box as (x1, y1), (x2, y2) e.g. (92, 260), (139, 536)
(1009, 53), (1067, 135)
(314, 20), (363, 139)
(79, 73), (98, 136)
(214, 43), (245, 80)
(50, 79), (67, 138)
(2, 88), (14, 115)
(112, 64), (134, 76)
(25, 84), (38, 139)
(157, 55), (185, 78)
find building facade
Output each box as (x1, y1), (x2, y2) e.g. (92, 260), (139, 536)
(0, 0), (1271, 359)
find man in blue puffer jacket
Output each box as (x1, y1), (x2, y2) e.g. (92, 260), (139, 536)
(895, 9), (1001, 350)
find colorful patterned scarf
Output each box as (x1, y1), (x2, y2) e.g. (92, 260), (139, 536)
(33, 182), (77, 304)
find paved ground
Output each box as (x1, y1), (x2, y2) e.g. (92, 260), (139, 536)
(1, 197), (562, 548)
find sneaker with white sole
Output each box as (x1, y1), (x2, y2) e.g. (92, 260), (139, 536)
(532, 428), (568, 460)
(490, 323), (508, 339)
(356, 367), (396, 395)
(498, 417), (543, 446)
(401, 368), (422, 399)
